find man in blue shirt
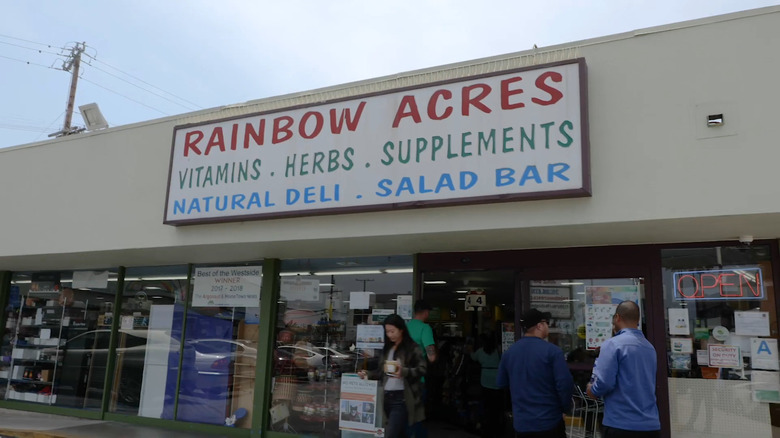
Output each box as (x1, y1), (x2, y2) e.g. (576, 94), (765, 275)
(497, 309), (573, 438)
(587, 301), (660, 438)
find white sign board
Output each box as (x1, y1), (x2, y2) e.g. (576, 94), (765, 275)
(280, 278), (320, 301)
(531, 286), (572, 318)
(192, 266), (262, 307)
(735, 311), (770, 337)
(752, 338), (780, 370)
(708, 344), (742, 368)
(165, 60), (589, 225)
(339, 374), (381, 434)
(356, 324), (385, 350)
(465, 291), (487, 310)
(72, 270), (109, 289)
(584, 285), (641, 350)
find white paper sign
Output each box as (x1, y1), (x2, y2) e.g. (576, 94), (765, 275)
(696, 349), (709, 366)
(752, 370), (780, 403)
(339, 374), (381, 434)
(751, 338), (780, 370)
(584, 285), (641, 350)
(708, 344), (742, 368)
(668, 308), (690, 335)
(371, 308), (394, 323)
(349, 292), (371, 310)
(671, 338), (693, 354)
(72, 270), (109, 289)
(396, 295), (413, 320)
(356, 324), (385, 350)
(280, 278), (320, 301)
(735, 311), (770, 337)
(192, 266), (262, 307)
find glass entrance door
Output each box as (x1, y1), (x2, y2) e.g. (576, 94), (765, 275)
(421, 270), (516, 437)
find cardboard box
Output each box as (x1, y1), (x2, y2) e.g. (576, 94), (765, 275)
(40, 369), (53, 382)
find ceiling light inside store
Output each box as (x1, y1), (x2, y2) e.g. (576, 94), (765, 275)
(560, 282), (584, 285)
(384, 268), (413, 274)
(314, 270), (382, 276)
(457, 298), (466, 301)
(280, 272), (313, 277)
(319, 283), (334, 287)
(455, 290), (469, 294)
(423, 281), (447, 285)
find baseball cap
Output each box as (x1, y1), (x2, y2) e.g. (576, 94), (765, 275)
(521, 308), (552, 330)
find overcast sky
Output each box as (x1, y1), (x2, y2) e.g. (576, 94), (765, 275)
(1, 1), (778, 149)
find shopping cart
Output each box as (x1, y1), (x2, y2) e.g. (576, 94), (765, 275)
(567, 385), (603, 438)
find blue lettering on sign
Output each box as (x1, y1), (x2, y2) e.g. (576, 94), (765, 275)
(758, 340), (772, 355)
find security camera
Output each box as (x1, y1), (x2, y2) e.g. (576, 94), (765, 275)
(739, 235), (754, 245)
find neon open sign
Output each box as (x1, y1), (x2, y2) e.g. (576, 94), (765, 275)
(673, 267), (764, 301)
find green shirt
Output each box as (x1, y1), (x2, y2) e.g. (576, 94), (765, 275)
(406, 319), (434, 358)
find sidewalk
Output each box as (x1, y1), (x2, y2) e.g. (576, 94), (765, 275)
(0, 408), (232, 438)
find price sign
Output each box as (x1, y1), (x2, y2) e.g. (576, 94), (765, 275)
(465, 291), (487, 311)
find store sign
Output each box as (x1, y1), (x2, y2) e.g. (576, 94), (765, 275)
(164, 59), (590, 225)
(192, 266), (262, 307)
(465, 290), (487, 310)
(673, 267), (764, 301)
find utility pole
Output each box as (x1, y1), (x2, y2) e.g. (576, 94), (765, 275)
(61, 42), (86, 134)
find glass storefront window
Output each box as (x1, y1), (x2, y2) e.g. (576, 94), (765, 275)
(268, 256), (412, 437)
(527, 279), (647, 388)
(176, 262), (262, 429)
(2, 269), (118, 409)
(109, 266), (187, 418)
(662, 245), (778, 437)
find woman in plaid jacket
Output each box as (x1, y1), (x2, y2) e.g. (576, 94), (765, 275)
(359, 314), (427, 438)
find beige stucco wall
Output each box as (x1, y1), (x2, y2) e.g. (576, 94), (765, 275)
(1, 7), (779, 270)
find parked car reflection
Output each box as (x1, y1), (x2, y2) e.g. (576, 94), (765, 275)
(44, 329), (258, 409)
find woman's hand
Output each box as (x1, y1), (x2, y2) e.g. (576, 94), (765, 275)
(357, 370), (368, 379)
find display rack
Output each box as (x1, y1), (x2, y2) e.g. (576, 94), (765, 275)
(4, 293), (89, 405)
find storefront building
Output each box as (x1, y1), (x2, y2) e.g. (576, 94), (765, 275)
(1, 7), (779, 438)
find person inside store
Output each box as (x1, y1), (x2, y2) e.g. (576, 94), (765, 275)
(406, 299), (436, 438)
(358, 314), (427, 438)
(467, 332), (503, 438)
(497, 309), (573, 438)
(586, 301), (660, 438)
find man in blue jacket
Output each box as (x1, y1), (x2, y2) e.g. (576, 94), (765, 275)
(587, 300), (660, 438)
(498, 309), (573, 438)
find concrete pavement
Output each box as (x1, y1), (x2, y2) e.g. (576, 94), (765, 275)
(0, 408), (233, 438)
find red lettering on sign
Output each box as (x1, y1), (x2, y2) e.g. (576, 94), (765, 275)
(205, 127), (226, 155)
(184, 130), (204, 157)
(244, 120), (266, 148)
(500, 77), (525, 110)
(273, 116), (294, 144)
(675, 269), (762, 300)
(392, 96), (422, 128)
(299, 111), (324, 139)
(461, 83), (492, 116)
(532, 71), (564, 106)
(427, 89), (453, 121)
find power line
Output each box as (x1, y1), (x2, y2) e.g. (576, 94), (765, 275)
(0, 33), (65, 50)
(83, 52), (203, 110)
(0, 40), (63, 56)
(0, 53), (55, 69)
(83, 62), (200, 111)
(79, 76), (169, 116)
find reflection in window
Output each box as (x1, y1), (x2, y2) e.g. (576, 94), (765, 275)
(268, 256), (412, 436)
(176, 263), (262, 429)
(3, 269), (118, 410)
(109, 266), (187, 417)
(662, 245), (779, 437)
